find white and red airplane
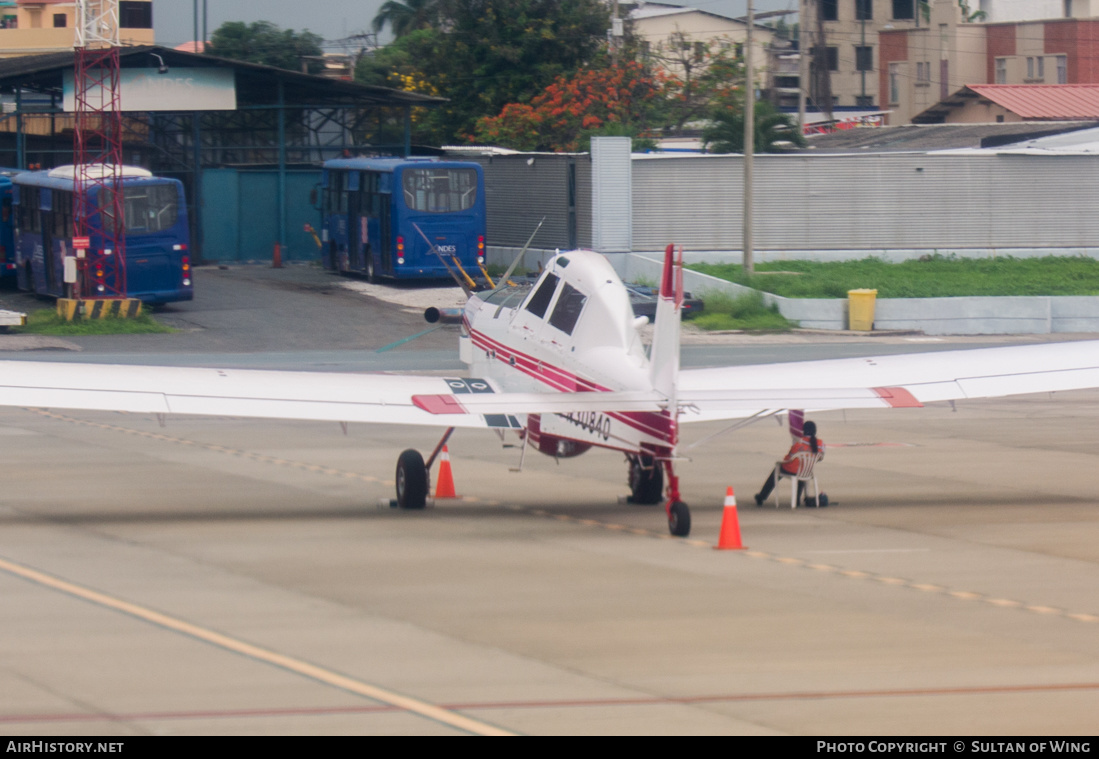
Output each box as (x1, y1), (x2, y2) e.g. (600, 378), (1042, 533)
(3, 244), (1099, 537)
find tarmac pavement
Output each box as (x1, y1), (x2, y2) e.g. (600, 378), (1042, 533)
(0, 265), (1097, 736)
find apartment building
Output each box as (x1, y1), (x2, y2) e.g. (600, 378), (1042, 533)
(628, 3), (773, 87)
(881, 1), (1099, 123)
(0, 0), (153, 57)
(801, 0), (925, 111)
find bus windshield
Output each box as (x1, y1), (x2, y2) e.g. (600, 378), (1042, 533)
(99, 184), (179, 235)
(401, 168), (478, 213)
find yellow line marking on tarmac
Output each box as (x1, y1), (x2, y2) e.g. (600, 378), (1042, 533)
(1068, 613), (1099, 623)
(494, 506), (1097, 625)
(1025, 605), (1062, 615)
(31, 410), (1098, 628)
(0, 555), (514, 737)
(949, 591), (982, 600)
(32, 410), (383, 484)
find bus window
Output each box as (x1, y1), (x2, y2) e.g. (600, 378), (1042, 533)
(548, 283), (587, 336)
(19, 187), (39, 233)
(326, 172), (347, 216)
(402, 168), (478, 213)
(99, 185), (179, 235)
(524, 273), (559, 319)
(53, 191), (72, 238)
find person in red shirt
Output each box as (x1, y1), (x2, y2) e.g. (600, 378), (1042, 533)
(754, 420), (825, 507)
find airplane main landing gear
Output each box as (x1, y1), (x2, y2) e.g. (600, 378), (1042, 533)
(394, 428), (454, 510)
(627, 454), (663, 504)
(396, 449), (428, 509)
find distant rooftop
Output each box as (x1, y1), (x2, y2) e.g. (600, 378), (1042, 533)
(795, 122), (1099, 153)
(913, 84), (1099, 124)
(629, 2), (740, 22)
(967, 84), (1099, 120)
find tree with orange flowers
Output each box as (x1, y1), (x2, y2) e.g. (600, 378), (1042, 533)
(473, 61), (665, 152)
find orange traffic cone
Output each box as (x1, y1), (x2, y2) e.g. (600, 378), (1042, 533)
(715, 487), (745, 550)
(272, 242), (283, 269)
(434, 446), (458, 499)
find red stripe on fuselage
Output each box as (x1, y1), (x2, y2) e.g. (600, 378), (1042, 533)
(468, 327), (675, 444)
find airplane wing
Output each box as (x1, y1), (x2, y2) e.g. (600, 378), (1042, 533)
(676, 340), (1099, 422)
(4, 341), (1099, 429)
(0, 362), (518, 429)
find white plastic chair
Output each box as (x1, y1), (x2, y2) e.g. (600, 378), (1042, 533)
(772, 450), (822, 509)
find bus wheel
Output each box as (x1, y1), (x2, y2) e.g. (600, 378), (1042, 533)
(395, 449), (427, 510)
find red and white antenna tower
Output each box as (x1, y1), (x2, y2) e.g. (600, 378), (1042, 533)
(73, 0), (126, 297)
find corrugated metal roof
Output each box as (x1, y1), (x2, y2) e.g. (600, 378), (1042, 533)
(793, 122), (1097, 153)
(0, 46), (444, 108)
(965, 84), (1099, 119)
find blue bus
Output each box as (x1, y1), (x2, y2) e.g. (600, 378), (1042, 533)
(321, 157), (486, 281)
(13, 165), (193, 304)
(0, 169), (23, 285)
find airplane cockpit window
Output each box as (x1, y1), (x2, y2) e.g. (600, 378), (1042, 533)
(548, 283), (587, 335)
(524, 273), (559, 318)
(482, 282), (531, 308)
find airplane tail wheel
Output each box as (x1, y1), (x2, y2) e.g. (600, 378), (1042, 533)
(628, 455), (663, 505)
(668, 501), (691, 537)
(396, 449), (427, 510)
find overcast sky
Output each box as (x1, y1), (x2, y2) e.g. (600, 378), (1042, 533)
(153, 0), (799, 50)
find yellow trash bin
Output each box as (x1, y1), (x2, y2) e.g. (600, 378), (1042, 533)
(848, 289), (877, 331)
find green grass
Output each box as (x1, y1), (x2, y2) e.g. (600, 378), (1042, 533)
(688, 255), (1099, 299)
(16, 309), (175, 336)
(689, 290), (797, 332)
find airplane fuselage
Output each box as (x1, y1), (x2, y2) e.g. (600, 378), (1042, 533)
(460, 251), (675, 457)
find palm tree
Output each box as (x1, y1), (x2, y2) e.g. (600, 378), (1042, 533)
(703, 101), (807, 154)
(372, 0), (441, 38)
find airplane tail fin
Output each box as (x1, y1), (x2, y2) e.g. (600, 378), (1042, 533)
(649, 244), (683, 405)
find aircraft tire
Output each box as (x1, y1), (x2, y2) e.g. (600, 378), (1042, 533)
(668, 501), (691, 537)
(396, 449), (427, 510)
(628, 455), (663, 504)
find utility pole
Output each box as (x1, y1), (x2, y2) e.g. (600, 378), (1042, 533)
(609, 0), (622, 66)
(743, 0), (754, 276)
(798, 0), (808, 130)
(73, 0), (126, 298)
